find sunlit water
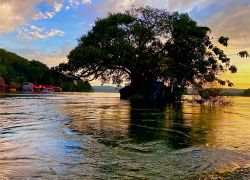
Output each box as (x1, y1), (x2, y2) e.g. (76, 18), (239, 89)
(1, 93), (250, 179)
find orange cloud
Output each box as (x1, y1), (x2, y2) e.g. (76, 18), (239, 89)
(0, 0), (42, 33)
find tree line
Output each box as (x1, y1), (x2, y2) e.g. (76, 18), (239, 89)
(0, 48), (92, 92)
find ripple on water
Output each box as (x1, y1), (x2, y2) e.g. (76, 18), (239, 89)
(1, 93), (250, 179)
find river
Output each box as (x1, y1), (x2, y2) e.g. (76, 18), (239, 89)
(0, 93), (250, 179)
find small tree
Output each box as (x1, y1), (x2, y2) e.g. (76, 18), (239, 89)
(58, 7), (238, 103)
(242, 89), (250, 97)
(73, 80), (92, 92)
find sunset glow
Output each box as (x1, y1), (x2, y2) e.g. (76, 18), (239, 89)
(0, 0), (249, 88)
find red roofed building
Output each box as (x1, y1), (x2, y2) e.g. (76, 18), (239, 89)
(22, 83), (62, 93)
(53, 86), (63, 92)
(41, 85), (55, 93)
(32, 84), (40, 93)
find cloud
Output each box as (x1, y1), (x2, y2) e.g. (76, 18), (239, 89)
(65, 5), (70, 10)
(92, 0), (250, 51)
(94, 0), (198, 13)
(54, 1), (63, 12)
(33, 0), (92, 20)
(82, 0), (92, 4)
(18, 25), (64, 39)
(33, 1), (64, 20)
(69, 0), (80, 7)
(0, 0), (42, 33)
(11, 45), (73, 67)
(30, 25), (44, 32)
(47, 29), (65, 37)
(0, 0), (94, 33)
(0, 0), (66, 33)
(68, 0), (92, 8)
(42, 50), (69, 67)
(33, 11), (56, 20)
(167, 0), (198, 11)
(37, 48), (70, 67)
(188, 0), (250, 50)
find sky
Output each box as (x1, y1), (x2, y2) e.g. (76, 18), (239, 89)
(0, 0), (250, 88)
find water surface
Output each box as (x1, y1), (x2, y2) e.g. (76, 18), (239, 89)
(1, 93), (250, 179)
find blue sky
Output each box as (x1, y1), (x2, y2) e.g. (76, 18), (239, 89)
(0, 0), (250, 87)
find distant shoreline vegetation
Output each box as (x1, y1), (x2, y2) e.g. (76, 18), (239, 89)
(0, 48), (92, 93)
(186, 88), (250, 97)
(241, 89), (250, 97)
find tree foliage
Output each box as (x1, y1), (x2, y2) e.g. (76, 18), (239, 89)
(242, 89), (250, 97)
(238, 51), (249, 58)
(218, 36), (229, 47)
(0, 48), (92, 92)
(0, 49), (51, 84)
(58, 7), (239, 101)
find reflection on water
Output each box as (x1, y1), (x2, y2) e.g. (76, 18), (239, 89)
(129, 104), (195, 149)
(1, 93), (250, 179)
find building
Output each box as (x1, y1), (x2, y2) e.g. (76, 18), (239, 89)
(9, 82), (17, 93)
(22, 82), (33, 93)
(53, 86), (63, 92)
(22, 82), (63, 93)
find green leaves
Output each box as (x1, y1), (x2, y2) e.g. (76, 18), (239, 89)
(212, 47), (223, 55)
(0, 49), (49, 84)
(60, 6), (239, 101)
(238, 51), (249, 58)
(229, 65), (237, 73)
(218, 36), (229, 46)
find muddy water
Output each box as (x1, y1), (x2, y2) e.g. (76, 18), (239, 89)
(1, 93), (250, 179)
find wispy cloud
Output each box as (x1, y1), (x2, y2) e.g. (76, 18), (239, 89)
(33, 11), (56, 20)
(30, 25), (44, 32)
(69, 0), (80, 7)
(33, 1), (63, 20)
(82, 0), (92, 4)
(33, 0), (92, 20)
(66, 0), (92, 10)
(54, 1), (63, 12)
(18, 25), (64, 39)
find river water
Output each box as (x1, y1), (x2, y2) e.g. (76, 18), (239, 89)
(0, 93), (250, 179)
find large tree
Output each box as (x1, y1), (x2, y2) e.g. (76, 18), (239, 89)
(58, 7), (237, 102)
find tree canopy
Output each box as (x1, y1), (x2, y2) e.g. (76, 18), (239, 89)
(58, 7), (240, 102)
(242, 89), (250, 97)
(0, 48), (92, 92)
(0, 48), (48, 84)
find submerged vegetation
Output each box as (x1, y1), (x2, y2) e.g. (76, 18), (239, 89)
(58, 6), (243, 103)
(188, 90), (232, 106)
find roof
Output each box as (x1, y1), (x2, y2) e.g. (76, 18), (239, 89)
(32, 84), (39, 89)
(34, 84), (57, 89)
